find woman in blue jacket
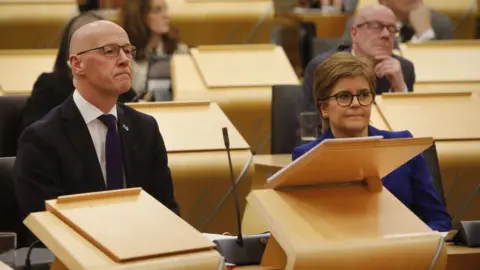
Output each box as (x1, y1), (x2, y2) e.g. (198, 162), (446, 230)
(293, 52), (451, 232)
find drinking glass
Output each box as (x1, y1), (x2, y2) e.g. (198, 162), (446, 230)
(0, 232), (16, 268)
(300, 112), (321, 143)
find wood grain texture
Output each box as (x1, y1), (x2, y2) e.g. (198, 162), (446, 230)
(129, 101), (254, 234)
(375, 93), (480, 140)
(172, 45), (299, 154)
(248, 187), (446, 269)
(265, 137), (432, 189)
(0, 49), (56, 95)
(24, 212), (222, 270)
(45, 189), (215, 262)
(399, 42), (480, 85)
(128, 102), (249, 152)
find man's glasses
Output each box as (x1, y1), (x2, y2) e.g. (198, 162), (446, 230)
(356, 21), (398, 34)
(76, 44), (137, 58)
(322, 90), (374, 107)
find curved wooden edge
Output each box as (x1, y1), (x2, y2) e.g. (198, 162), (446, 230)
(54, 188), (141, 204)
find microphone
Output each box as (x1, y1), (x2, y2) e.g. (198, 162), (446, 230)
(213, 127), (270, 266)
(222, 127), (243, 246)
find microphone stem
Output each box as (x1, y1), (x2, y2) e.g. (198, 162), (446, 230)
(226, 143), (243, 246)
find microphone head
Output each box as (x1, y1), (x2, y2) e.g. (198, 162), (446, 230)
(222, 127), (230, 147)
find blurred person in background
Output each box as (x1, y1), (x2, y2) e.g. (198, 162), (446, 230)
(340, 0), (453, 43)
(294, 52), (451, 232)
(301, 4), (415, 113)
(21, 12), (136, 133)
(121, 0), (188, 100)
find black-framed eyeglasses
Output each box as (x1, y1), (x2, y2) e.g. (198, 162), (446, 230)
(76, 43), (137, 58)
(321, 90), (374, 107)
(356, 21), (398, 34)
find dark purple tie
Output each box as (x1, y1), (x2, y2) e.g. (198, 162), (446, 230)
(98, 114), (124, 190)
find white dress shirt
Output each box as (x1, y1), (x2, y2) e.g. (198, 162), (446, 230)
(397, 21), (436, 43)
(73, 90), (117, 185)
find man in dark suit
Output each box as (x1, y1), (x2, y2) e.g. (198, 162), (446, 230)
(302, 4), (415, 112)
(15, 20), (179, 222)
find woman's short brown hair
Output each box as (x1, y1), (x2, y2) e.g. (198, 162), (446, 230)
(120, 0), (179, 61)
(313, 52), (377, 132)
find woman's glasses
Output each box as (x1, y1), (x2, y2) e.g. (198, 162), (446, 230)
(322, 90), (374, 107)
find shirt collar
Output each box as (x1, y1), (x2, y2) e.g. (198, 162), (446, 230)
(73, 90), (117, 124)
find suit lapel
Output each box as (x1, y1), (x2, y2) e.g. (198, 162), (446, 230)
(117, 105), (139, 188)
(60, 96), (106, 191)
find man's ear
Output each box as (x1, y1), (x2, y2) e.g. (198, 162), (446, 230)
(69, 55), (86, 75)
(350, 26), (358, 43)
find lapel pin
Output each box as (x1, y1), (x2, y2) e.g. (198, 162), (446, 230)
(122, 124), (129, 131)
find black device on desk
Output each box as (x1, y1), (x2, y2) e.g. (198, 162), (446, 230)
(213, 127), (270, 265)
(134, 55), (172, 102)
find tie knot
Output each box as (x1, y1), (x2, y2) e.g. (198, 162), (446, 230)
(98, 114), (117, 130)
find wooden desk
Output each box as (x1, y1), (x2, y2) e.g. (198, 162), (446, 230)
(172, 44), (299, 154)
(128, 102), (254, 235)
(399, 41), (480, 92)
(374, 93), (480, 222)
(242, 154), (480, 270)
(0, 0), (76, 49)
(0, 49), (56, 96)
(0, 0), (276, 49)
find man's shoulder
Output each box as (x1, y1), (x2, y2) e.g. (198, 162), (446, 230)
(20, 104), (63, 142)
(392, 53), (413, 66)
(118, 103), (155, 124)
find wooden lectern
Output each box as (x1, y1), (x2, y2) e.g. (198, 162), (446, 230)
(246, 136), (448, 269)
(374, 92), (480, 223)
(128, 101), (254, 235)
(0, 49), (56, 96)
(171, 44), (299, 154)
(24, 188), (222, 269)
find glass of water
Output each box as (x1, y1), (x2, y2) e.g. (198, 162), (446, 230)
(0, 232), (16, 268)
(300, 112), (321, 143)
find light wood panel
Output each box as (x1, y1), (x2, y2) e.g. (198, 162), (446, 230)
(25, 210), (222, 270)
(0, 1), (75, 49)
(265, 137), (433, 189)
(242, 159), (480, 270)
(0, 49), (56, 95)
(129, 102), (249, 152)
(45, 189), (214, 262)
(0, 0), (275, 49)
(374, 93), (480, 223)
(129, 101), (254, 234)
(172, 45), (299, 154)
(399, 42), (480, 92)
(374, 93), (480, 140)
(247, 138), (446, 269)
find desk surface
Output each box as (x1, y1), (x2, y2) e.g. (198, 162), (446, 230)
(0, 49), (56, 95)
(375, 93), (480, 141)
(400, 43), (480, 83)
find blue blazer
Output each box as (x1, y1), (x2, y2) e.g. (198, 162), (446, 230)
(292, 126), (452, 232)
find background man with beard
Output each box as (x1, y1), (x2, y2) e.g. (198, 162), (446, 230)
(301, 4), (415, 113)
(14, 21), (179, 231)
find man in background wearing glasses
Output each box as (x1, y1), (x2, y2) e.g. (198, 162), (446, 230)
(15, 21), (179, 234)
(301, 4), (415, 113)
